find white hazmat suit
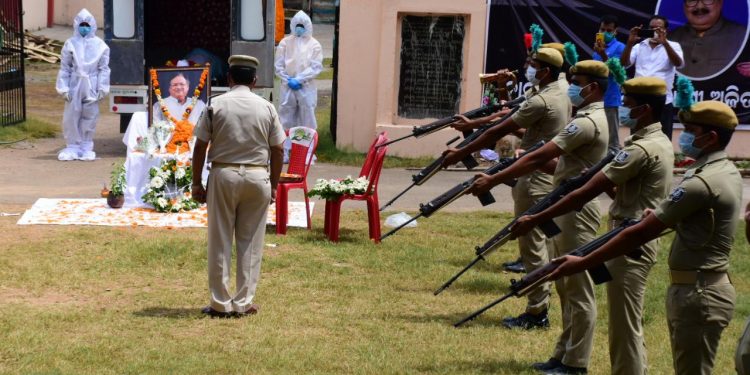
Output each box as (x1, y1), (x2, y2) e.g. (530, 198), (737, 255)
(55, 9), (110, 161)
(275, 11), (323, 133)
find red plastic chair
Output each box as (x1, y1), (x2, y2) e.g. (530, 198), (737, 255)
(276, 127), (319, 235)
(323, 132), (389, 242)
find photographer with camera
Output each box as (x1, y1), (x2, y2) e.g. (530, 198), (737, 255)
(621, 15), (684, 140)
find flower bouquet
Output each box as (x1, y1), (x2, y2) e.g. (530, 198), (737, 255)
(307, 176), (370, 200)
(152, 120), (175, 154)
(141, 158), (201, 212)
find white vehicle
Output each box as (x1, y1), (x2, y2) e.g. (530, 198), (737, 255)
(103, 0), (277, 131)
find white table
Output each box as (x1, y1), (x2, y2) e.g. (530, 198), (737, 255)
(122, 112), (208, 208)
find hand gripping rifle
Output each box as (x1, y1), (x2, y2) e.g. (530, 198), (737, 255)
(454, 219), (641, 327)
(379, 96), (527, 211)
(434, 151), (617, 295)
(379, 141), (545, 241)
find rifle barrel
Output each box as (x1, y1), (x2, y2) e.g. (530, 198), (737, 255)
(379, 213), (423, 241)
(380, 181), (418, 211)
(454, 292), (515, 327)
(434, 254), (484, 295)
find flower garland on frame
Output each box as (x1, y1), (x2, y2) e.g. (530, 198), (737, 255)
(149, 66), (210, 154)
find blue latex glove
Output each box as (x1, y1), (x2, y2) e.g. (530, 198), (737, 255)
(288, 78), (302, 91)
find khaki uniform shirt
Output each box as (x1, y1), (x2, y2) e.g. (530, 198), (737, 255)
(194, 85), (286, 165)
(603, 122), (674, 220)
(654, 150), (742, 272)
(511, 79), (571, 196)
(550, 101), (609, 185)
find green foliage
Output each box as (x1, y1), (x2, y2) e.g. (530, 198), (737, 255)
(109, 161), (127, 197)
(0, 118), (58, 143)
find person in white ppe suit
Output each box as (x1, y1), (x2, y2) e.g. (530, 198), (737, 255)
(275, 11), (323, 160)
(55, 8), (110, 161)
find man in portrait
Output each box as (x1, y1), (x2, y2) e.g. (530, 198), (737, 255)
(671, 0), (746, 77)
(153, 73), (206, 125)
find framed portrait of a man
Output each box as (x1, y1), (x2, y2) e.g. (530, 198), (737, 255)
(148, 66), (211, 126)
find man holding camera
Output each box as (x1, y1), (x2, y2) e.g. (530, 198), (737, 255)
(622, 15), (684, 140)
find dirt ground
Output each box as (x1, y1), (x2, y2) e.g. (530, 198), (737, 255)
(0, 63), (128, 212)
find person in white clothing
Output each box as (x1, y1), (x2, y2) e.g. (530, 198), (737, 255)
(152, 73), (206, 126)
(622, 15), (684, 140)
(274, 10), (323, 160)
(55, 9), (110, 161)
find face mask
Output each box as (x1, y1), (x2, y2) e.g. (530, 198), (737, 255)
(294, 26), (305, 37)
(567, 83), (592, 107)
(678, 132), (704, 158)
(525, 66), (541, 85)
(603, 31), (615, 43)
(618, 106), (638, 128)
(79, 25), (91, 37)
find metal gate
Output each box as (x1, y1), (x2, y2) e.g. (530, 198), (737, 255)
(0, 0), (25, 126)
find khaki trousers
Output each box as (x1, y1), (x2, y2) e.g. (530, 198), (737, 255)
(551, 199), (600, 368)
(667, 282), (735, 375)
(207, 166), (271, 313)
(512, 175), (552, 314)
(605, 230), (658, 375)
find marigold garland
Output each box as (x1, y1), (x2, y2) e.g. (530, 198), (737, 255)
(149, 66), (210, 154)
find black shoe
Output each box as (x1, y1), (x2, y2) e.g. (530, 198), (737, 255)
(531, 358), (562, 371)
(502, 257), (522, 267)
(502, 310), (550, 330)
(503, 261), (527, 273)
(544, 363), (588, 374)
(201, 306), (233, 318)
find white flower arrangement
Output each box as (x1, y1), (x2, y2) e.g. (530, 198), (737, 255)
(134, 120), (175, 155)
(141, 158), (201, 212)
(307, 176), (370, 200)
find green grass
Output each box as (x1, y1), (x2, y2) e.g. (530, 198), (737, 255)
(1, 211), (748, 374)
(315, 97), (434, 168)
(0, 118), (57, 143)
(318, 57), (334, 80)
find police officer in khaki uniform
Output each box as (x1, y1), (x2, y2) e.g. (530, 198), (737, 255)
(549, 100), (741, 375)
(191, 55), (286, 318)
(465, 60), (610, 374)
(511, 77), (674, 374)
(443, 47), (571, 329)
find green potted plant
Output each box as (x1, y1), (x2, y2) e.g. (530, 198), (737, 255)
(107, 162), (126, 208)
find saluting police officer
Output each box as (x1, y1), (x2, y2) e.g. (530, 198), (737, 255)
(549, 100), (742, 375)
(191, 55), (286, 318)
(464, 59), (610, 374)
(443, 47), (571, 330)
(511, 77), (674, 374)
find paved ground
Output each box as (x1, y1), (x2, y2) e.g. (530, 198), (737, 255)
(10, 24), (750, 220)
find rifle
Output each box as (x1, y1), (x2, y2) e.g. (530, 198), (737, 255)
(434, 151), (617, 295)
(454, 219), (641, 327)
(379, 141), (545, 241)
(379, 96), (527, 211)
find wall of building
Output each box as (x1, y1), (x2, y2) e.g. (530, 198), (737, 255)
(53, 0), (103, 25)
(23, 0), (48, 30)
(336, 0), (488, 158)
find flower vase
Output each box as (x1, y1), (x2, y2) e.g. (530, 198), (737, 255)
(107, 194), (125, 208)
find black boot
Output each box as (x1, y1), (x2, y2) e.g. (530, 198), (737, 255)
(531, 358), (562, 371)
(502, 258), (527, 273)
(502, 309), (550, 330)
(544, 363), (588, 374)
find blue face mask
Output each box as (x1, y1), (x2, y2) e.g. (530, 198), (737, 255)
(678, 131), (704, 158)
(567, 83), (591, 107)
(294, 25), (305, 37)
(618, 105), (646, 128)
(525, 66), (540, 85)
(79, 25), (92, 37)
(603, 31), (615, 43)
